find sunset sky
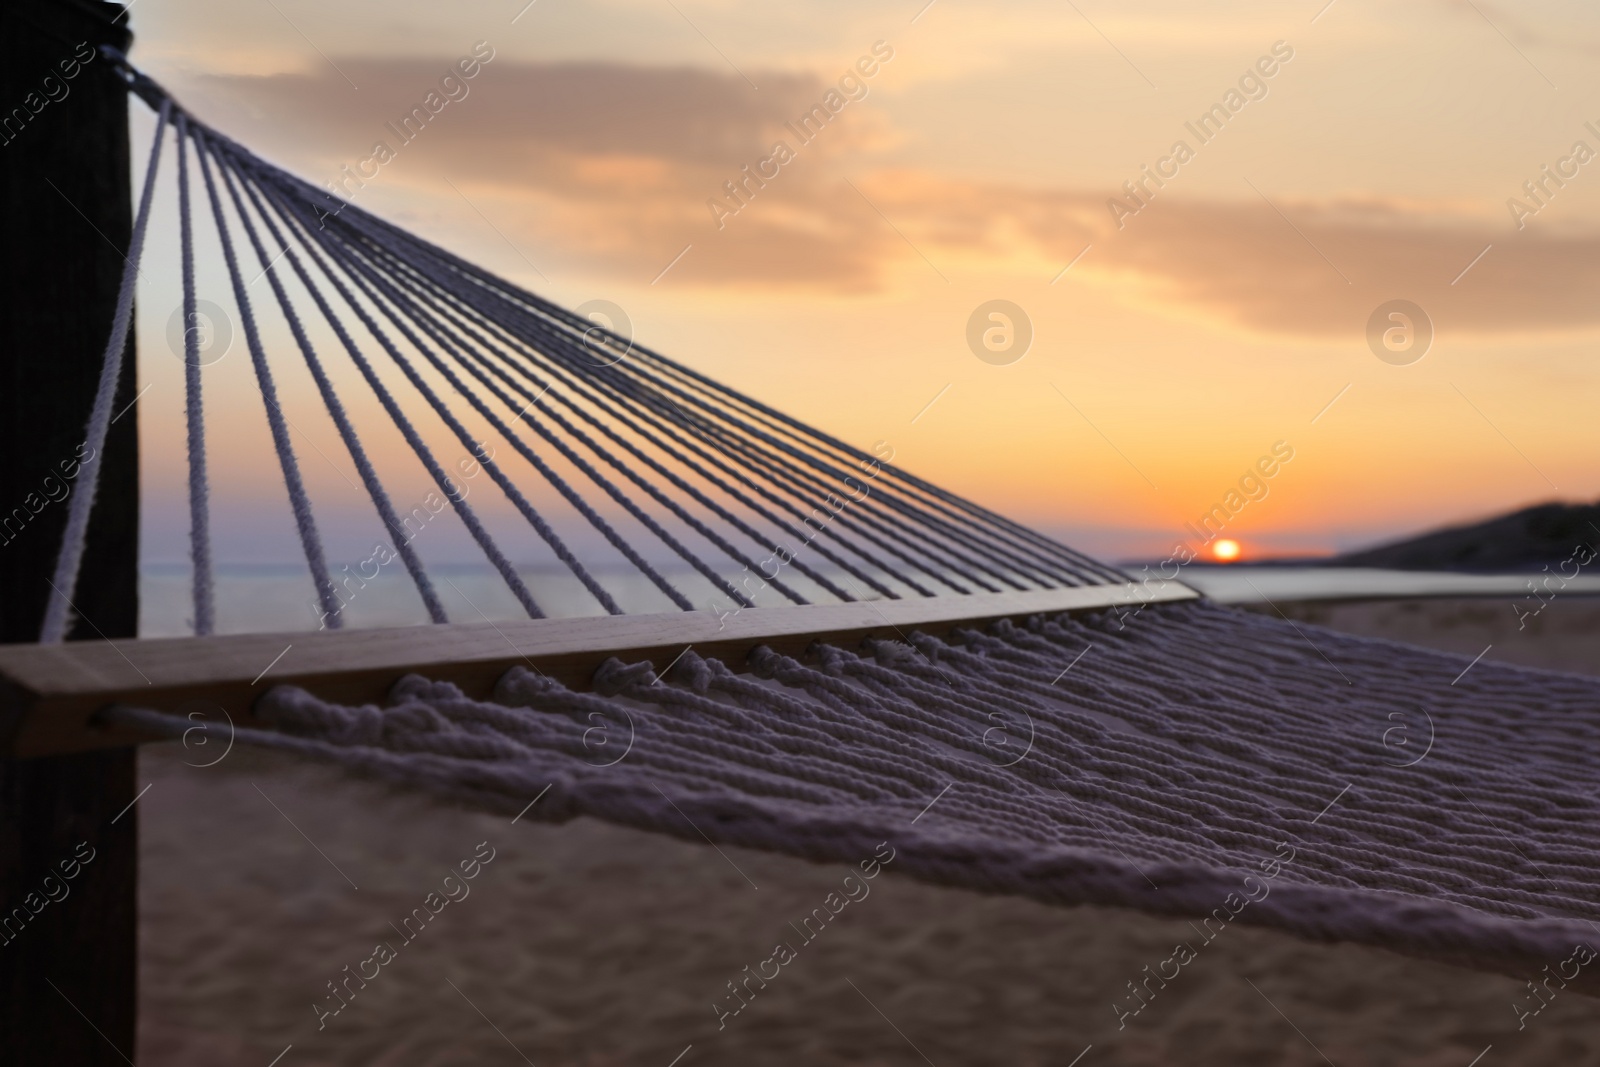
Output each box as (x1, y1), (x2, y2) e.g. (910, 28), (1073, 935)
(123, 0), (1600, 566)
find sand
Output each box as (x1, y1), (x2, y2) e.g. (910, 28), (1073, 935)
(136, 597), (1600, 1066)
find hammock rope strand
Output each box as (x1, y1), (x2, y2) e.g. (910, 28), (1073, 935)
(40, 99), (172, 643)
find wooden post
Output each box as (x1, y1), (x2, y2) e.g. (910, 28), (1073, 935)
(0, 2), (139, 1064)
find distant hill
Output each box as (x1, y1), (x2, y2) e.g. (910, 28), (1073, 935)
(1330, 501), (1600, 571)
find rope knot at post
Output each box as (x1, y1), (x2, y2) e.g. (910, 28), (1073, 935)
(98, 45), (168, 112)
(864, 637), (919, 667)
(745, 644), (782, 678)
(812, 643), (849, 677)
(668, 649), (713, 691)
(592, 656), (657, 695)
(388, 674), (468, 706)
(491, 665), (567, 706)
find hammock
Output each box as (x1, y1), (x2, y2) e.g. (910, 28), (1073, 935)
(24, 53), (1600, 996)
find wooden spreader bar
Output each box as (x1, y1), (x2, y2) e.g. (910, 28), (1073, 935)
(0, 582), (1195, 758)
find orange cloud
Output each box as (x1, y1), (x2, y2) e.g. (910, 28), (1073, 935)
(190, 57), (1600, 331)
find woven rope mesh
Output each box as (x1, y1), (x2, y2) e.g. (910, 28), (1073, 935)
(118, 601), (1600, 966)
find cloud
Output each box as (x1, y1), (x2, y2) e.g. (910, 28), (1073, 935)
(185, 56), (898, 287)
(186, 56), (1600, 329)
(1443, 0), (1600, 58)
(188, 57), (861, 173)
(690, 168), (1600, 339)
(1059, 193), (1600, 338)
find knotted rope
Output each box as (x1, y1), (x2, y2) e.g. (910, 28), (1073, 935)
(112, 600), (1600, 971)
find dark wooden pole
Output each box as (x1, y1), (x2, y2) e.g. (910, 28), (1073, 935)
(0, 2), (140, 1063)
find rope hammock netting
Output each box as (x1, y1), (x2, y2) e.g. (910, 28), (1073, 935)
(50, 53), (1600, 989)
(44, 57), (1126, 644)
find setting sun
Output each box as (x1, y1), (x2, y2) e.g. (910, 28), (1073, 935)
(1212, 539), (1242, 563)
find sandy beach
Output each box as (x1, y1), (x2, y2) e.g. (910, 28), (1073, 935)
(133, 597), (1600, 1066)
